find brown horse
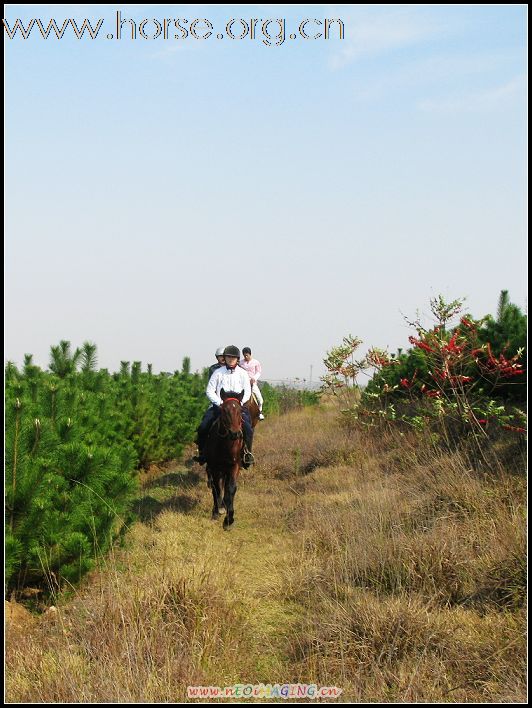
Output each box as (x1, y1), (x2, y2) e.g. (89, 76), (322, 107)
(245, 392), (260, 429)
(205, 389), (244, 529)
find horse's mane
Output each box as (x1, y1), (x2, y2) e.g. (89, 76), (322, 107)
(222, 391), (243, 400)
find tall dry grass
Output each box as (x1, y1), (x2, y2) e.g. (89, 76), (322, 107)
(5, 404), (526, 702)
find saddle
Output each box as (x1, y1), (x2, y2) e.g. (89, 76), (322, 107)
(246, 392), (259, 408)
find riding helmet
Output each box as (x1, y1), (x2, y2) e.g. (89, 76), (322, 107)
(223, 345), (240, 359)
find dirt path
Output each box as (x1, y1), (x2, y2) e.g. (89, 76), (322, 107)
(130, 456), (309, 685)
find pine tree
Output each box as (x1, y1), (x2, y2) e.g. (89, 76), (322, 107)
(5, 345), (206, 593)
(80, 342), (98, 373)
(49, 340), (82, 378)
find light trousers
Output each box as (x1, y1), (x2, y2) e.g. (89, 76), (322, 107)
(252, 383), (263, 409)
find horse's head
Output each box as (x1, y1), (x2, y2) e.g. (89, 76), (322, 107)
(220, 388), (244, 440)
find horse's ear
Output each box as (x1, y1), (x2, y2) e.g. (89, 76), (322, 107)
(220, 388), (226, 400)
(238, 390), (244, 402)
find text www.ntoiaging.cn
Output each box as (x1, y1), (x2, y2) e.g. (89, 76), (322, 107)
(187, 683), (343, 699)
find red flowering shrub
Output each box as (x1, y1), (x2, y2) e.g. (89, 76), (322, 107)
(325, 295), (526, 441)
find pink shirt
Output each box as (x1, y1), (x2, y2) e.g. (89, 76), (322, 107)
(239, 358), (262, 382)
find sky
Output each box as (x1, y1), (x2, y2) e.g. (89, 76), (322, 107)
(4, 4), (527, 382)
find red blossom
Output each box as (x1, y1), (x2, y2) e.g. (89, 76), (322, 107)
(409, 336), (435, 353)
(442, 332), (464, 354)
(400, 370), (418, 389)
(500, 366), (525, 377)
(368, 352), (399, 368)
(486, 343), (498, 366)
(478, 343), (525, 377)
(460, 317), (475, 330)
(449, 375), (473, 384)
(502, 425), (527, 434)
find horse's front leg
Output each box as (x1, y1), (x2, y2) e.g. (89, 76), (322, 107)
(210, 468), (223, 519)
(223, 464), (239, 529)
(219, 478), (225, 510)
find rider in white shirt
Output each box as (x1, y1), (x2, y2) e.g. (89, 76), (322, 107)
(195, 345), (254, 468)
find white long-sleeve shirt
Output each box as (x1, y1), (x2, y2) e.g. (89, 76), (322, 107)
(206, 365), (252, 407)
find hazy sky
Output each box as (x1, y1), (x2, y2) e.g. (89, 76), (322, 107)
(5, 4), (527, 382)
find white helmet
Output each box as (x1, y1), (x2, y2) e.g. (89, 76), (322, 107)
(215, 347), (225, 357)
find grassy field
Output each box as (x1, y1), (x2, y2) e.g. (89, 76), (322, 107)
(5, 405), (526, 702)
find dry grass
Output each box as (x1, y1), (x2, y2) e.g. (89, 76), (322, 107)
(6, 405), (526, 702)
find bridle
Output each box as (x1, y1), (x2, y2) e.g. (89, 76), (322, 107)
(219, 398), (243, 440)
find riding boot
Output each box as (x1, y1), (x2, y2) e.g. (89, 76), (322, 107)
(242, 437), (255, 468)
(194, 451), (207, 465)
(194, 406), (220, 465)
(193, 431), (207, 465)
